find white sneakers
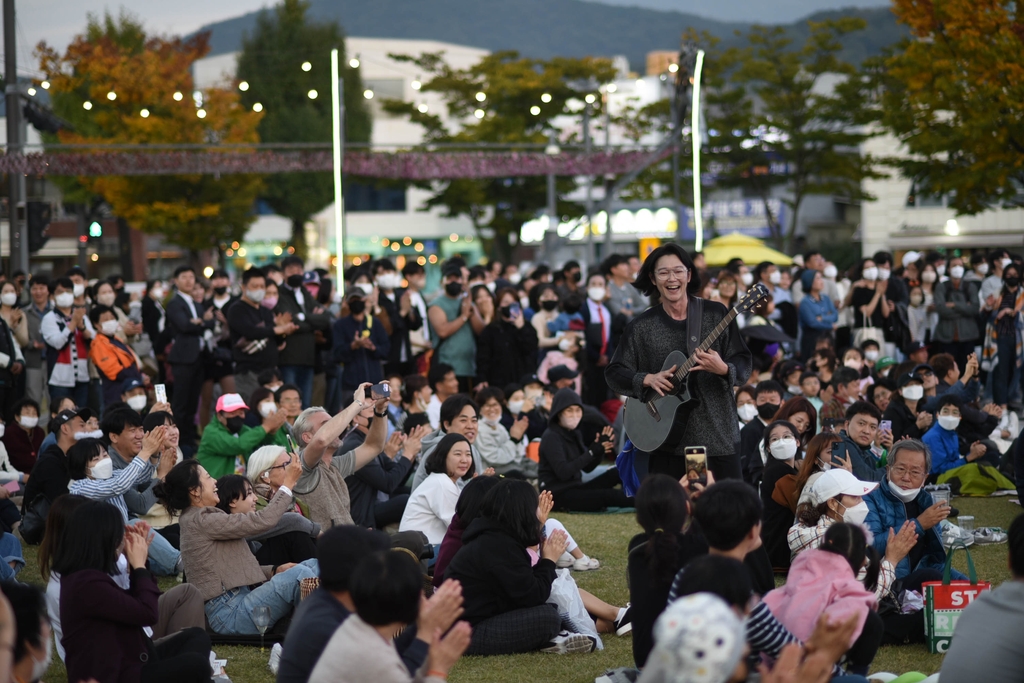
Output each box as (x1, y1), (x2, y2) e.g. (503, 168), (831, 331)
(541, 631), (598, 654)
(556, 552), (576, 568)
(555, 553), (601, 571)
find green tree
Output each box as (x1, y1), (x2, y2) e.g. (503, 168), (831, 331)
(235, 0), (371, 256)
(877, 0), (1024, 214)
(382, 51), (617, 262)
(36, 11), (264, 258)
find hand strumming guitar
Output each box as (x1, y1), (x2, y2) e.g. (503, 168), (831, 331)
(643, 365), (677, 397)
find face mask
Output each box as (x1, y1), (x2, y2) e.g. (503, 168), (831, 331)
(30, 633), (51, 681)
(844, 359), (863, 371)
(921, 271), (937, 283)
(558, 337), (574, 352)
(936, 264), (946, 276)
(259, 401), (277, 418)
(75, 429), (104, 440)
(225, 416), (245, 434)
(0, 292), (16, 308)
(445, 282), (463, 297)
(508, 400), (524, 414)
(949, 266), (965, 280)
(757, 403), (779, 421)
(768, 437), (798, 461)
(910, 294), (924, 306)
(246, 288), (265, 303)
(842, 501), (870, 526)
(786, 384), (802, 395)
(90, 457), (114, 480)
(888, 479), (921, 503)
(72, 283), (85, 298)
(519, 296), (530, 310)
(1006, 277), (1020, 288)
(976, 263), (989, 275)
(737, 403), (758, 423)
(1001, 258), (1013, 269)
(587, 287), (606, 302)
(509, 273), (522, 285)
(865, 350), (880, 361)
(55, 292), (75, 308)
(96, 292), (116, 307)
(261, 295), (278, 309)
(741, 272), (754, 286)
(572, 271), (582, 283)
(125, 395), (147, 412)
(213, 286), (228, 296)
(541, 300), (559, 312)
(823, 265), (838, 279)
(878, 268), (891, 281)
(285, 274), (303, 289)
(100, 320), (120, 336)
(348, 299), (366, 315)
(482, 417), (501, 428)
(18, 415), (38, 429)
(151, 287), (165, 299)
(862, 267), (878, 281)
(901, 385), (924, 401)
(768, 271), (781, 285)
(0, 424), (4, 439)
(560, 414), (582, 431)
(356, 282), (374, 295)
(376, 273), (402, 290)
(938, 415), (961, 431)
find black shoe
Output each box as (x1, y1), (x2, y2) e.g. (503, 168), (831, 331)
(614, 603), (633, 636)
(949, 506), (960, 518)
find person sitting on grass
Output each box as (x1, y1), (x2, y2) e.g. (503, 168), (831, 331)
(214, 474), (318, 568)
(308, 550), (472, 683)
(155, 458), (318, 635)
(941, 511), (1024, 682)
(922, 394), (1015, 495)
(195, 392), (289, 479)
(411, 394), (489, 492)
(758, 420), (803, 570)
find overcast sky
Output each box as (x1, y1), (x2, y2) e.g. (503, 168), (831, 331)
(11, 0), (269, 76)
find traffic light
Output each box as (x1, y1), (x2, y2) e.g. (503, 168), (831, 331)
(27, 201), (51, 253)
(89, 221), (103, 238)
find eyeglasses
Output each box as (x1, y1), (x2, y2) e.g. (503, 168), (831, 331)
(268, 458), (293, 472)
(890, 465), (925, 479)
(655, 268), (688, 281)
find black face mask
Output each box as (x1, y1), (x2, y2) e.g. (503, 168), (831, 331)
(225, 416), (244, 434)
(757, 403), (780, 421)
(287, 274), (304, 289)
(445, 282), (463, 297)
(541, 300), (559, 312)
(571, 271), (582, 283)
(563, 304), (581, 315)
(1006, 277), (1020, 288)
(348, 299), (366, 315)
(213, 286), (228, 296)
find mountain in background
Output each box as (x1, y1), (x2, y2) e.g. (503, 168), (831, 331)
(196, 0), (907, 71)
(587, 0), (892, 24)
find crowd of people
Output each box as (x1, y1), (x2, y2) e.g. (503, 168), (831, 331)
(0, 243), (1019, 682)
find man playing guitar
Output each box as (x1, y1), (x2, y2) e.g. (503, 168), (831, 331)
(606, 243), (753, 481)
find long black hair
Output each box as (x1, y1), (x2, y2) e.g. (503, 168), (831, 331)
(153, 459), (204, 516)
(454, 475), (502, 530)
(51, 500), (125, 577)
(820, 522), (880, 592)
(634, 243), (702, 298)
(634, 474), (690, 584)
(423, 433), (475, 481)
(481, 479), (541, 548)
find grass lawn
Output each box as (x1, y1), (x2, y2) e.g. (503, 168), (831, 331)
(32, 497), (1022, 683)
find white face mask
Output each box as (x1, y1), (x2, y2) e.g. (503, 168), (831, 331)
(740, 272), (754, 286)
(1001, 258), (1013, 269)
(508, 400), (524, 415)
(259, 401), (277, 418)
(376, 273), (403, 290)
(938, 415), (961, 431)
(127, 395), (148, 412)
(55, 292), (75, 309)
(864, 350), (880, 361)
(72, 283), (86, 298)
(560, 414), (582, 431)
(950, 265), (965, 280)
(976, 263), (989, 275)
(18, 415), (38, 429)
(842, 500), (870, 526)
(508, 273), (522, 285)
(482, 416), (501, 428)
(901, 385), (924, 401)
(768, 271), (781, 285)
(558, 337), (574, 352)
(769, 437), (798, 461)
(587, 287), (606, 302)
(737, 404), (758, 423)
(97, 292), (116, 307)
(151, 286), (165, 299)
(936, 264), (946, 276)
(90, 457), (114, 480)
(100, 320), (120, 336)
(247, 288), (266, 303)
(787, 385), (802, 395)
(0, 293), (17, 307)
(878, 268), (891, 281)
(356, 282), (374, 295)
(888, 479), (921, 503)
(74, 429), (103, 440)
(921, 271), (937, 283)
(823, 265), (838, 279)
(844, 359), (863, 371)
(862, 267), (878, 281)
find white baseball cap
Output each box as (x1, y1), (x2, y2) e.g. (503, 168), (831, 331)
(902, 251), (921, 268)
(808, 469), (878, 505)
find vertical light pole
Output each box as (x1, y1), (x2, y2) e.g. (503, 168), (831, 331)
(544, 133), (560, 262)
(691, 50), (706, 252)
(4, 0), (27, 273)
(330, 48), (346, 297)
(583, 98), (595, 265)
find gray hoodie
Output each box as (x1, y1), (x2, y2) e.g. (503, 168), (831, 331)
(410, 427), (485, 492)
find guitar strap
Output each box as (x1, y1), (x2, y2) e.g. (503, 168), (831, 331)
(686, 296), (704, 356)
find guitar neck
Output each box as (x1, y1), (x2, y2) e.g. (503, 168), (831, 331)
(673, 307), (739, 382)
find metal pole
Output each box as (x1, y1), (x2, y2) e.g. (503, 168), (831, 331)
(671, 78), (682, 246)
(4, 0), (27, 274)
(691, 50), (706, 252)
(603, 93), (614, 252)
(331, 48), (346, 298)
(583, 103), (594, 265)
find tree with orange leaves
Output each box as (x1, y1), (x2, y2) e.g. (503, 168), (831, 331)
(878, 0), (1024, 214)
(36, 11), (264, 257)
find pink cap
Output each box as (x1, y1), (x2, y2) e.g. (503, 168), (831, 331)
(216, 393), (248, 413)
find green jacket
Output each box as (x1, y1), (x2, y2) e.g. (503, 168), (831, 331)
(195, 420), (288, 479)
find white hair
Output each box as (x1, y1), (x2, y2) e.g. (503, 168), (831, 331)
(245, 445), (287, 485)
(292, 406), (329, 447)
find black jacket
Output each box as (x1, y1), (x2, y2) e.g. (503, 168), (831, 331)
(760, 458), (798, 569)
(226, 298), (280, 374)
(141, 297), (168, 355)
(740, 418), (768, 486)
(378, 288), (423, 367)
(882, 397), (924, 443)
(538, 389), (604, 493)
(274, 285), (330, 368)
(23, 443), (70, 510)
(476, 320), (539, 388)
(443, 517), (556, 625)
(165, 294), (213, 365)
(346, 452), (414, 529)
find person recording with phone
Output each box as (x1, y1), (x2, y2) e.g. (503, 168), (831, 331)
(475, 288), (539, 389)
(333, 291), (391, 404)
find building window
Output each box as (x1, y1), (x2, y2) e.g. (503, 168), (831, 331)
(347, 181), (407, 212)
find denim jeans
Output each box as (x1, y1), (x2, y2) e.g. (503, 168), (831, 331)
(204, 558), (318, 634)
(0, 532), (24, 582)
(280, 365), (314, 408)
(49, 381), (89, 409)
(131, 519), (181, 576)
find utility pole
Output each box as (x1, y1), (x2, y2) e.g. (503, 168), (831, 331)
(4, 0), (28, 274)
(544, 133), (559, 261)
(583, 102), (594, 265)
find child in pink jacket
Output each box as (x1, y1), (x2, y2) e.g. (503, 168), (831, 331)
(762, 522), (882, 675)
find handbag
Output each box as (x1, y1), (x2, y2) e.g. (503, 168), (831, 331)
(20, 495), (50, 546)
(922, 540), (991, 654)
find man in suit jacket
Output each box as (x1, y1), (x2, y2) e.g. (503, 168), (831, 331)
(166, 265), (215, 447)
(579, 271), (625, 407)
(372, 259), (423, 378)
(275, 255), (330, 407)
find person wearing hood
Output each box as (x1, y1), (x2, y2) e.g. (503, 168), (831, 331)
(538, 388), (631, 512)
(758, 421), (802, 570)
(411, 395), (488, 492)
(195, 393), (289, 479)
(922, 394), (1014, 496)
(739, 381), (784, 487)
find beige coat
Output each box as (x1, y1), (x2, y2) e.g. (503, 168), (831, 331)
(308, 613), (444, 683)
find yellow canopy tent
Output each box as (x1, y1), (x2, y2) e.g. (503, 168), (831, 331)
(701, 233), (793, 267)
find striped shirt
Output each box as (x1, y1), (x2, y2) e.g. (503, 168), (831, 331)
(69, 455), (154, 524)
(787, 517), (896, 600)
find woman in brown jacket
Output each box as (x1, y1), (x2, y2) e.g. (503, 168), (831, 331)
(155, 457), (318, 635)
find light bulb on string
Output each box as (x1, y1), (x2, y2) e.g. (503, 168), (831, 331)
(83, 101), (93, 110)
(474, 109), (485, 119)
(107, 91), (116, 101)
(253, 102), (263, 112)
(301, 61), (312, 72)
(417, 103), (428, 113)
(585, 93), (596, 104)
(530, 106), (541, 115)
(541, 93), (552, 103)
(140, 108), (150, 118)
(668, 63), (679, 73)
(197, 109), (207, 119)
(173, 91), (183, 101)
(308, 89), (318, 99)
(27, 87), (36, 96)
(349, 57), (360, 68)
(475, 92), (486, 102)
(41, 80), (50, 89)
(238, 81), (249, 92)
(363, 90), (374, 99)
(411, 79), (421, 90)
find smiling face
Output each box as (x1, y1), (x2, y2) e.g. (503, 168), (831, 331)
(651, 254), (690, 304)
(191, 466), (220, 507)
(229, 482), (258, 514)
(480, 398), (502, 422)
(445, 405), (479, 443)
(445, 441), (475, 479)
